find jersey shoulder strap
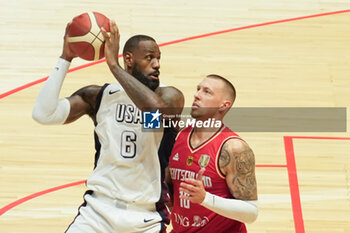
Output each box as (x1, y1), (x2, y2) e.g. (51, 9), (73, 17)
(94, 83), (109, 116)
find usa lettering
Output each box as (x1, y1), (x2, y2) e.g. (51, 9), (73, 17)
(115, 104), (143, 124)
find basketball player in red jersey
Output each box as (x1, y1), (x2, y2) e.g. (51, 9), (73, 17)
(168, 74), (258, 232)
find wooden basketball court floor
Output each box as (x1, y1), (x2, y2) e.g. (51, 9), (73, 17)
(1, 1), (350, 232)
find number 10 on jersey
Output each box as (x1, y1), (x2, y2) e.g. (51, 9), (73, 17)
(179, 191), (190, 209)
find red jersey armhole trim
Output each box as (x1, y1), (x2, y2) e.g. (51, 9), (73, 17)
(215, 136), (242, 179)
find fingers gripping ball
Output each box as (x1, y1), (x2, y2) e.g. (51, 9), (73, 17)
(67, 12), (110, 61)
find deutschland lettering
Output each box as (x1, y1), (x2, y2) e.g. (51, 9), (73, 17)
(169, 168), (212, 188)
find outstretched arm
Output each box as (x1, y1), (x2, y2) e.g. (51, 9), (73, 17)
(32, 23), (101, 125)
(32, 57), (72, 125)
(101, 20), (184, 115)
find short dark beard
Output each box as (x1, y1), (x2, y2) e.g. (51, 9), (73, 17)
(131, 65), (159, 91)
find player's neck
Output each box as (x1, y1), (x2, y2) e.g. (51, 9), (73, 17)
(191, 124), (222, 148)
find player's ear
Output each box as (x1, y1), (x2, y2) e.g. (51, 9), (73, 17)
(123, 52), (134, 68)
(218, 100), (232, 113)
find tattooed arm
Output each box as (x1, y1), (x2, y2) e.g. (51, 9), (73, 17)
(199, 139), (258, 223)
(180, 138), (258, 223)
(219, 138), (258, 200)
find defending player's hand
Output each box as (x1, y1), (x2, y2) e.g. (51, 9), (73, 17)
(101, 19), (120, 68)
(179, 168), (206, 204)
(60, 22), (78, 62)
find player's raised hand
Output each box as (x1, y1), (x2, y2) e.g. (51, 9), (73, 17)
(179, 168), (206, 204)
(101, 19), (120, 68)
(60, 22), (78, 62)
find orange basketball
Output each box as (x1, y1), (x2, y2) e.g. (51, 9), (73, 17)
(67, 12), (110, 61)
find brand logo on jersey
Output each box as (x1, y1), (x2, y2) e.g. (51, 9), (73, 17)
(173, 213), (209, 228)
(143, 110), (161, 129)
(192, 216), (209, 227)
(109, 89), (120, 95)
(143, 218), (154, 223)
(198, 154), (210, 168)
(186, 156), (194, 166)
(173, 153), (179, 161)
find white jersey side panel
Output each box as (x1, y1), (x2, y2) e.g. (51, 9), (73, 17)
(86, 83), (163, 205)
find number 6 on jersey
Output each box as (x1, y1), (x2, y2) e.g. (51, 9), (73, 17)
(121, 131), (136, 158)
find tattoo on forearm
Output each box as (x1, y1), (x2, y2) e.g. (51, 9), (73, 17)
(230, 148), (257, 200)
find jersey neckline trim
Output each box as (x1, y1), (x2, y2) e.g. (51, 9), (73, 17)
(187, 124), (226, 153)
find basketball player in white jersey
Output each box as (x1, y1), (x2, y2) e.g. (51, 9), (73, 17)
(32, 21), (184, 233)
(168, 75), (258, 232)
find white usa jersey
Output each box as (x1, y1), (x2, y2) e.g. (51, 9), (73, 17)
(86, 82), (166, 205)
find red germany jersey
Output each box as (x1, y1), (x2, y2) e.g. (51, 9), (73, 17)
(169, 125), (247, 233)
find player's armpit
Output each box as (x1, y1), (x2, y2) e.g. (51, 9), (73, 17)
(65, 85), (102, 124)
(220, 139), (258, 201)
